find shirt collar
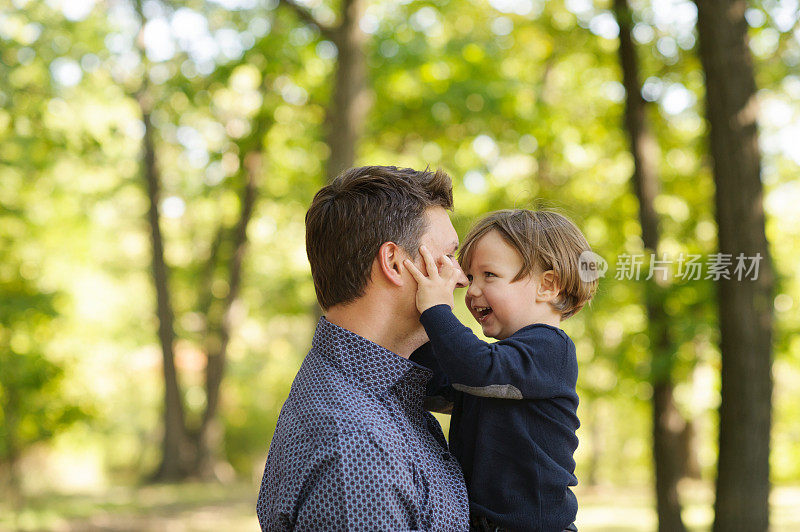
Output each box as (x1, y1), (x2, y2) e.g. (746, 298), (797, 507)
(312, 317), (432, 405)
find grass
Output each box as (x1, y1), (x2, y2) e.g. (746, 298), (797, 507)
(2, 481), (800, 531)
(1, 483), (258, 532)
(575, 481), (800, 531)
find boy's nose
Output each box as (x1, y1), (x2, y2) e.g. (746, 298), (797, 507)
(466, 281), (480, 297)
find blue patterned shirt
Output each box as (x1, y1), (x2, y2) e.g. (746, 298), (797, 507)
(256, 317), (470, 531)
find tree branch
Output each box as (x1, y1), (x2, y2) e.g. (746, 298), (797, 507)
(201, 149), (260, 434)
(279, 0), (336, 40)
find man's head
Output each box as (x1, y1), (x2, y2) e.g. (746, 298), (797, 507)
(306, 166), (456, 311)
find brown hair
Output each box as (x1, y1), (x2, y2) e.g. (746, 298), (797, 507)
(306, 166), (453, 310)
(458, 209), (598, 319)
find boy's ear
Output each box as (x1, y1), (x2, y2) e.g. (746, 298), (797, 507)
(536, 270), (560, 302)
(376, 241), (406, 287)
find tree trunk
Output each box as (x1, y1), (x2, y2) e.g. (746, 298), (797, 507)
(134, 0), (265, 481)
(613, 1), (687, 530)
(140, 102), (191, 480)
(679, 421), (702, 479)
(324, 0), (369, 183)
(280, 0), (369, 318)
(694, 2), (775, 530)
(193, 151), (260, 477)
(313, 0), (368, 319)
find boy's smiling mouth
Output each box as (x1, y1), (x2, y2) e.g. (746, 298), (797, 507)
(472, 305), (493, 323)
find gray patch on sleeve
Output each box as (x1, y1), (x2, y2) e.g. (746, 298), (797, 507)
(452, 383), (523, 400)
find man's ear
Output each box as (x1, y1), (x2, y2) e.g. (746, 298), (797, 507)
(376, 241), (406, 287)
(536, 270), (561, 302)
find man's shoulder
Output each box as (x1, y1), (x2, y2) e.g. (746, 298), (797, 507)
(275, 349), (390, 439)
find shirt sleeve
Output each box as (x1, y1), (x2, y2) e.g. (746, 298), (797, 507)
(419, 304), (575, 400)
(257, 429), (423, 531)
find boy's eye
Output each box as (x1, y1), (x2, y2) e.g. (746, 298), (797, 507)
(485, 272), (496, 278)
(466, 274), (473, 282)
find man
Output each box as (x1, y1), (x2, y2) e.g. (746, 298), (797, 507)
(256, 166), (470, 531)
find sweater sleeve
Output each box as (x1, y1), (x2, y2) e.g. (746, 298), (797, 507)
(409, 342), (456, 414)
(419, 304), (575, 400)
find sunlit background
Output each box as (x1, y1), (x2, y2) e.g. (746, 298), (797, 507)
(1, 0), (799, 529)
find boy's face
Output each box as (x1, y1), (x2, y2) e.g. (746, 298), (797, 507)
(464, 230), (551, 340)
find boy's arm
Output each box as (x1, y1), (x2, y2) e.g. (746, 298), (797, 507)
(419, 304), (573, 400)
(403, 246), (574, 400)
(409, 342), (456, 414)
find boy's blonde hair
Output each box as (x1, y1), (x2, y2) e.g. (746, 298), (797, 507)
(458, 209), (598, 319)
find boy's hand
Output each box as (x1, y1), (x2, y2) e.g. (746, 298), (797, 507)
(403, 245), (460, 313)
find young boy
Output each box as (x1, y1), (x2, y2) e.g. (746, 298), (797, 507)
(404, 209), (598, 532)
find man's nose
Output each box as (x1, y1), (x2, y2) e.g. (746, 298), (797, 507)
(453, 262), (469, 289)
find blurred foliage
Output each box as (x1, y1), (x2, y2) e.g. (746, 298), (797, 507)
(0, 275), (87, 468)
(0, 0), (798, 498)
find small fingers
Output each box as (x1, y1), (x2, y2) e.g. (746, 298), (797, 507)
(403, 259), (424, 282)
(439, 254), (454, 274)
(440, 256), (460, 285)
(419, 246), (439, 278)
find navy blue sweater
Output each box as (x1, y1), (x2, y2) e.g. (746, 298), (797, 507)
(413, 305), (579, 532)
